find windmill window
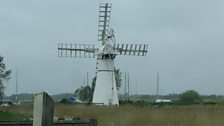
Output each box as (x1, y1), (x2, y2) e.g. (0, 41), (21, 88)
(102, 54), (115, 59)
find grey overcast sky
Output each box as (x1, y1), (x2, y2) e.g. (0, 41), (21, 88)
(0, 0), (224, 96)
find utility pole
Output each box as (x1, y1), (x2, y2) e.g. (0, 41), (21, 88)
(16, 68), (18, 96)
(87, 72), (89, 86)
(15, 68), (20, 104)
(135, 77), (137, 100)
(83, 79), (86, 86)
(128, 73), (130, 101)
(156, 72), (159, 100)
(124, 72), (126, 101)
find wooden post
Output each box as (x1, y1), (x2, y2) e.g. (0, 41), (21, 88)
(33, 92), (54, 126)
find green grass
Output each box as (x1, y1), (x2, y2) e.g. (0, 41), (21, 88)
(0, 111), (30, 121)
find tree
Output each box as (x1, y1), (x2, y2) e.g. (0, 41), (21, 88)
(74, 85), (92, 102)
(90, 76), (96, 98)
(74, 76), (96, 102)
(0, 56), (11, 100)
(114, 68), (122, 90)
(179, 90), (201, 104)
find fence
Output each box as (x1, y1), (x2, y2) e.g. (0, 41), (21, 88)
(0, 120), (97, 126)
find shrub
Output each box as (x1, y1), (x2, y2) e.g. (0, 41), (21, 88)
(179, 90), (202, 104)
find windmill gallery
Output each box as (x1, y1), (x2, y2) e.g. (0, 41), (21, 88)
(58, 3), (148, 106)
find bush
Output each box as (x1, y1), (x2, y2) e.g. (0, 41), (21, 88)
(179, 90), (202, 104)
(202, 101), (217, 105)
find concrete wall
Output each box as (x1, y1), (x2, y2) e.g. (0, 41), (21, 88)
(33, 92), (54, 126)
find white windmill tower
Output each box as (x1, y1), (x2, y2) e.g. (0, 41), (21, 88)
(58, 3), (148, 106)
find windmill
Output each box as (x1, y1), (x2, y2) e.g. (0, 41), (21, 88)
(58, 3), (148, 106)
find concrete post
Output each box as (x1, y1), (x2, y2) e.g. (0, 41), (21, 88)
(33, 92), (54, 126)
(89, 119), (97, 126)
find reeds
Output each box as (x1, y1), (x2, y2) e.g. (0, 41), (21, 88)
(54, 104), (224, 126)
(2, 103), (224, 126)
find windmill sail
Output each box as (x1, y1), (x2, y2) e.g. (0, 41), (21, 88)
(115, 44), (148, 56)
(58, 43), (97, 58)
(98, 3), (112, 45)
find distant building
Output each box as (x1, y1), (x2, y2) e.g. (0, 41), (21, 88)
(155, 99), (172, 103)
(0, 100), (12, 106)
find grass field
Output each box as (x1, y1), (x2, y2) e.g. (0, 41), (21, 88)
(0, 111), (30, 121)
(1, 103), (224, 126)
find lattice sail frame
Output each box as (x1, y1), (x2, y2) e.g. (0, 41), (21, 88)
(115, 44), (148, 56)
(98, 3), (112, 45)
(58, 43), (97, 58)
